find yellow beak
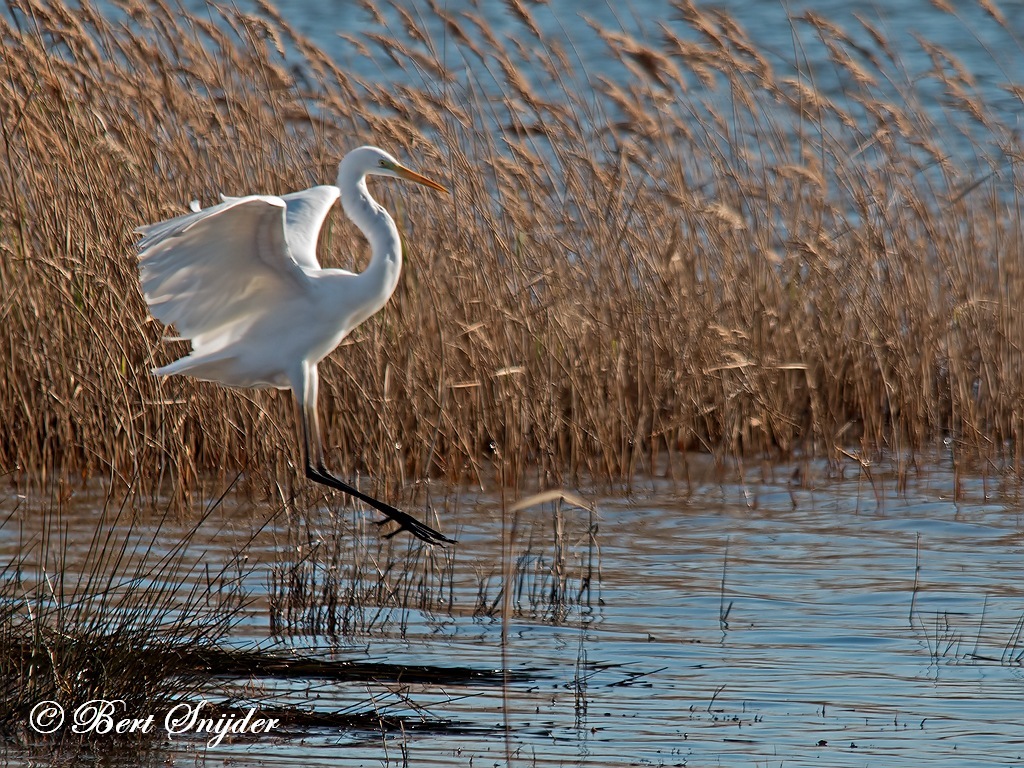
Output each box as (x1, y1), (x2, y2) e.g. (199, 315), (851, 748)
(393, 164), (449, 194)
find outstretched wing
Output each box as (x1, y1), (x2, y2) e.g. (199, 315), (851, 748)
(136, 195), (307, 347)
(220, 185), (340, 271)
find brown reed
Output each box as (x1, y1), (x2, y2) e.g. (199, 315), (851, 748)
(2, 0), (1024, 509)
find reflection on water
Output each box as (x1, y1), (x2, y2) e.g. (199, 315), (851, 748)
(2, 455), (1022, 766)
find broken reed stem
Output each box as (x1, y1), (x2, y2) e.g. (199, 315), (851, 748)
(2, 0), (1024, 508)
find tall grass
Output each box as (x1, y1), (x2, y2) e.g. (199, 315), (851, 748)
(0, 489), (248, 735)
(2, 0), (1024, 506)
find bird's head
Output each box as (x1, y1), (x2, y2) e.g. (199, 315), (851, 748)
(341, 145), (448, 194)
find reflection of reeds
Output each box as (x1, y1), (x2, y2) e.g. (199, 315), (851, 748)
(3, 0), (1024, 504)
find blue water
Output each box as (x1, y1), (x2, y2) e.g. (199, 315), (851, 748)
(136, 0), (1023, 128)
(258, 0), (1024, 122)
(4, 457), (1024, 767)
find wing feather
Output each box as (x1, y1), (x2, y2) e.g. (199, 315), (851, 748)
(136, 196), (306, 347)
(219, 185), (339, 271)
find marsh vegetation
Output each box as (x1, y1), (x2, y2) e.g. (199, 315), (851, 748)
(3, 0), (1024, 504)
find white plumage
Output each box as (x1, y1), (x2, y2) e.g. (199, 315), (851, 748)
(137, 146), (453, 544)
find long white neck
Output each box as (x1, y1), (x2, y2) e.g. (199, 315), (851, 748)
(338, 166), (403, 321)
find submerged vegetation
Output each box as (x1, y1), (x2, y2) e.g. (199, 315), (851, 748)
(267, 488), (598, 635)
(0, 487), (555, 750)
(2, 0), (1024, 501)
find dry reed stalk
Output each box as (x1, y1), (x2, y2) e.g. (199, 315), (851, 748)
(2, 0), (1024, 511)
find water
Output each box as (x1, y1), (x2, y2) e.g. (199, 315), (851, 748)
(129, 0), (1024, 132)
(3, 457), (1023, 766)
(250, 0), (1024, 125)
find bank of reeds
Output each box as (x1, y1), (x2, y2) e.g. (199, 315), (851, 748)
(0, 490), (248, 734)
(3, 0), (1024, 505)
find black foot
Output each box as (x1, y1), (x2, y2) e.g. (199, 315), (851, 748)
(305, 465), (455, 545)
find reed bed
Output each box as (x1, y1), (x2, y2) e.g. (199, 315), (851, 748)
(2, 0), (1024, 506)
(0, 489), (248, 735)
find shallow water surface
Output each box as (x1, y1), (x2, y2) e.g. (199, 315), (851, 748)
(3, 458), (1023, 766)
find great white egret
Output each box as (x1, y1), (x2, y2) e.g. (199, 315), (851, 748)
(136, 146), (454, 545)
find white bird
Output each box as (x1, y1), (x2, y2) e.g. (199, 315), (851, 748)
(136, 145), (453, 545)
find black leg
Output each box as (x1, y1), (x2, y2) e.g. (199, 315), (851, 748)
(305, 462), (455, 545)
(295, 369), (452, 546)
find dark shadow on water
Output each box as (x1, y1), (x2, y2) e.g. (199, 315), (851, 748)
(189, 643), (539, 685)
